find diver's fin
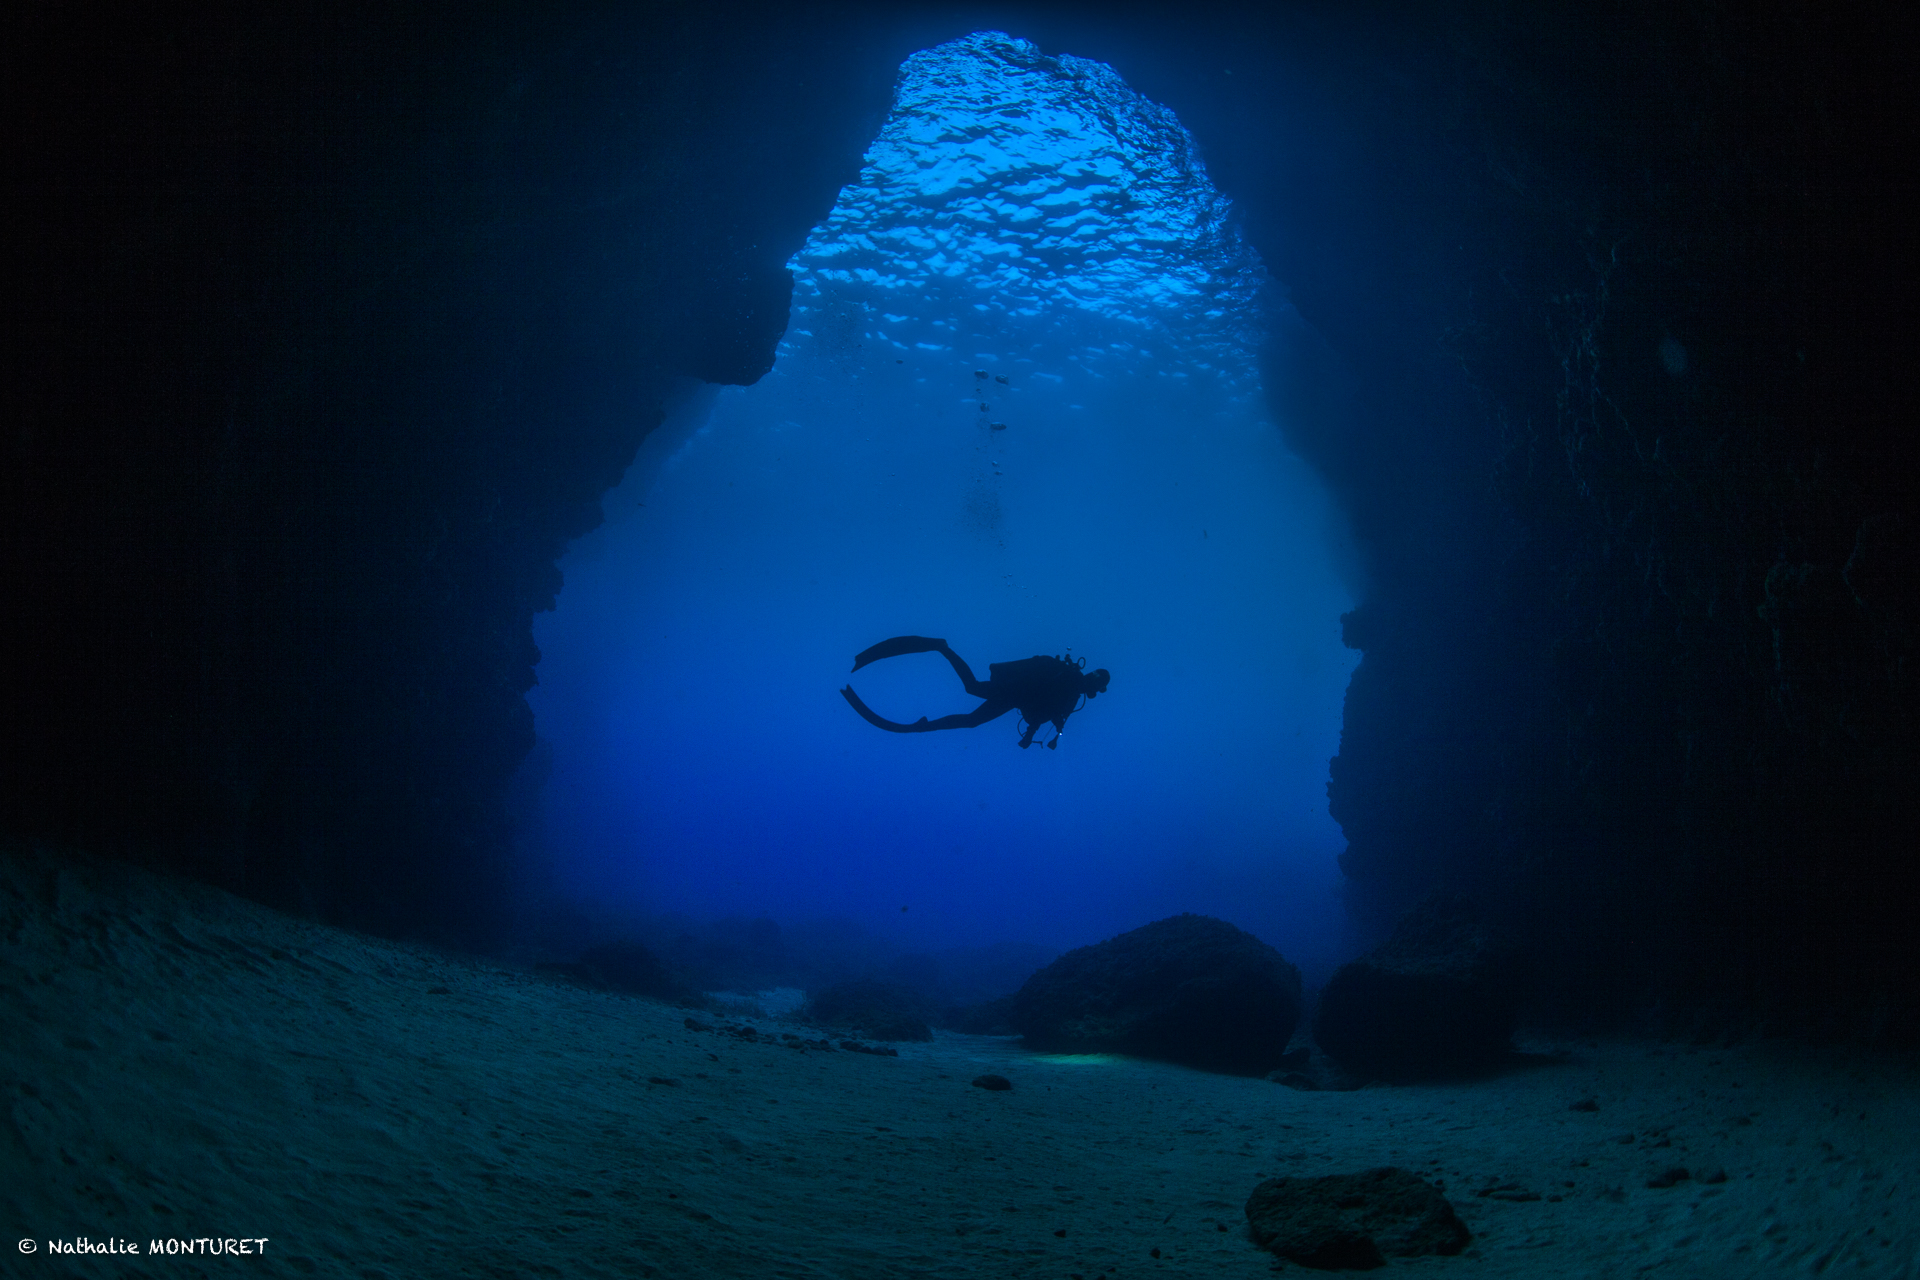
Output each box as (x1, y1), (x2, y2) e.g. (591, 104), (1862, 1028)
(841, 685), (931, 733)
(850, 635), (948, 673)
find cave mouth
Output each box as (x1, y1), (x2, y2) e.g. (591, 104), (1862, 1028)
(529, 32), (1358, 970)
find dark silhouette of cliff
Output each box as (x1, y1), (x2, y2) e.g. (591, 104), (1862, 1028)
(4, 7), (894, 945)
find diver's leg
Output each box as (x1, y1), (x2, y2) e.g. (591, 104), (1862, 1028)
(920, 701), (1012, 731)
(932, 641), (992, 698)
(843, 688), (1014, 734)
(850, 636), (949, 672)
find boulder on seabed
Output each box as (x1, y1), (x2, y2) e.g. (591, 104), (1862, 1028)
(1009, 914), (1301, 1075)
(1245, 1167), (1470, 1270)
(1313, 894), (1521, 1081)
(541, 939), (687, 1000)
(804, 979), (934, 1042)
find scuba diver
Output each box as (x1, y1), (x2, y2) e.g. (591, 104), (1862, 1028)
(840, 636), (1110, 749)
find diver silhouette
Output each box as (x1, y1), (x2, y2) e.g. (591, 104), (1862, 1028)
(840, 636), (1111, 749)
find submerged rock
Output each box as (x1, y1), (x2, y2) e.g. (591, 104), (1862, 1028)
(942, 994), (1018, 1035)
(1244, 1167), (1470, 1269)
(1010, 914), (1301, 1075)
(538, 940), (686, 1000)
(804, 979), (934, 1042)
(579, 940), (677, 995)
(1313, 895), (1520, 1081)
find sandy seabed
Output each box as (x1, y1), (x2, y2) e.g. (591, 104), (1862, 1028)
(4, 847), (1918, 1280)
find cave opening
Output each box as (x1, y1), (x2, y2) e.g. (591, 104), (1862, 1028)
(527, 32), (1359, 976)
(13, 6), (1920, 1267)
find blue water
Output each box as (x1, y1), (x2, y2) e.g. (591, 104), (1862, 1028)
(529, 33), (1359, 977)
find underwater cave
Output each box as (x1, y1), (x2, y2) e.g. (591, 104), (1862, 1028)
(530, 32), (1359, 972)
(7, 4), (1917, 1274)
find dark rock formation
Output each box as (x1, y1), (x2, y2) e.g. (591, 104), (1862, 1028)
(10, 6), (1914, 1041)
(1245, 1167), (1470, 1269)
(664, 917), (794, 994)
(1258, 8), (1920, 1041)
(576, 941), (681, 1000)
(1010, 915), (1300, 1075)
(943, 995), (1018, 1036)
(970, 1074), (1012, 1091)
(803, 979), (933, 1042)
(1314, 896), (1519, 1080)
(4, 7), (894, 947)
(539, 939), (686, 1002)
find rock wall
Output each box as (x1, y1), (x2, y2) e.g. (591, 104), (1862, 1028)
(1175, 6), (1918, 1036)
(8, 4), (1914, 1032)
(4, 7), (893, 944)
(1422, 8), (1918, 1036)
